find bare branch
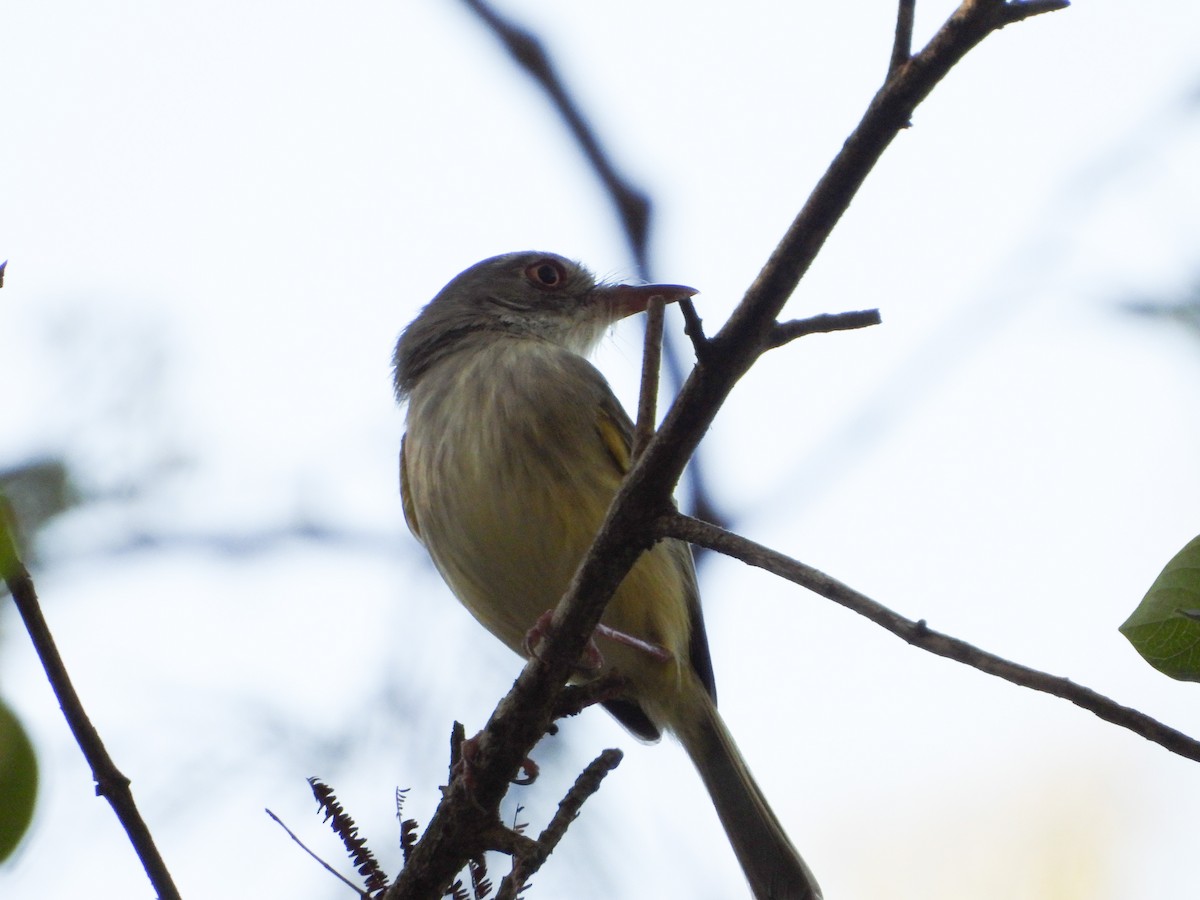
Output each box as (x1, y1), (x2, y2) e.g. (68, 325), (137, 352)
(767, 309), (883, 350)
(448, 721), (466, 782)
(890, 0), (916, 74)
(632, 296), (665, 462)
(539, 749), (622, 852)
(267, 808), (369, 897)
(479, 824), (539, 858)
(0, 501), (182, 900)
(494, 749), (623, 900)
(386, 5), (1068, 896)
(660, 512), (1200, 764)
(620, 0), (1070, 504)
(553, 672), (629, 722)
(1001, 0), (1071, 24)
(677, 297), (710, 359)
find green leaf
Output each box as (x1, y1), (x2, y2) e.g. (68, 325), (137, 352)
(1120, 535), (1200, 681)
(0, 696), (38, 862)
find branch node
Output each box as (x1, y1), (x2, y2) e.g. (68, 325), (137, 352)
(678, 297), (710, 359)
(553, 672), (629, 720)
(481, 823), (539, 858)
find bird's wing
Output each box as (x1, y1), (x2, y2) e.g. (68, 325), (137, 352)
(594, 397), (634, 476)
(399, 434), (422, 542)
(592, 392), (717, 705)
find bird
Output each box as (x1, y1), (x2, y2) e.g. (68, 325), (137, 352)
(393, 251), (821, 899)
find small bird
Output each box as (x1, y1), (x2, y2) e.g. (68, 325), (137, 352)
(393, 251), (821, 899)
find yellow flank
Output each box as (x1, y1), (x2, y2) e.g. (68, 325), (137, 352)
(595, 406), (632, 474)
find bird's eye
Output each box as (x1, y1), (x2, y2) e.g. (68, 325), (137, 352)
(526, 259), (567, 288)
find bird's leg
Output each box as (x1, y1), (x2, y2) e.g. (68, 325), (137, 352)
(522, 611), (674, 674)
(593, 624), (673, 663)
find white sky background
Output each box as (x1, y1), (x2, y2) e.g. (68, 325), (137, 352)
(2, 1), (1200, 898)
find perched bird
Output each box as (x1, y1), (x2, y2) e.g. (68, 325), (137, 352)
(393, 251), (821, 899)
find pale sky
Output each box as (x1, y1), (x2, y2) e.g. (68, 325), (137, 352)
(3, 2), (1200, 898)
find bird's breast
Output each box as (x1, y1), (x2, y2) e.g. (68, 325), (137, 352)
(403, 341), (619, 653)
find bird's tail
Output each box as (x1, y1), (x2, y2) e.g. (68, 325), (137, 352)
(676, 696), (822, 900)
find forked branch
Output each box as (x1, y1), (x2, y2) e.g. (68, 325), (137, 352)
(659, 513), (1200, 764)
(387, 3), (1070, 898)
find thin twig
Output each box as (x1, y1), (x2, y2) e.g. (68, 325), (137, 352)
(1002, 0), (1071, 23)
(660, 512), (1200, 764)
(493, 749), (623, 900)
(553, 672), (629, 721)
(0, 502), (182, 900)
(767, 309), (883, 350)
(677, 297), (709, 358)
(632, 296), (665, 461)
(890, 0), (916, 74)
(479, 823), (539, 858)
(532, 749), (623, 863)
(267, 808), (369, 897)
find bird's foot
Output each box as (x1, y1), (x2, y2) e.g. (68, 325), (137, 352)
(451, 734), (540, 791)
(523, 610), (606, 673)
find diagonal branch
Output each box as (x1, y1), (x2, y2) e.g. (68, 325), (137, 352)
(0, 504), (182, 900)
(660, 512), (1200, 763)
(456, 0), (649, 253)
(266, 808), (368, 897)
(386, 5), (1068, 897)
(493, 749), (623, 900)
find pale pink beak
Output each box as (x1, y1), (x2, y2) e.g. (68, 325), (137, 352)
(599, 282), (698, 319)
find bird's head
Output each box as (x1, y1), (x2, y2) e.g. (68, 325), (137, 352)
(393, 251), (696, 398)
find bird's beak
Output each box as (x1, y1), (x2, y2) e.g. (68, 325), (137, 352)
(598, 282), (698, 320)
